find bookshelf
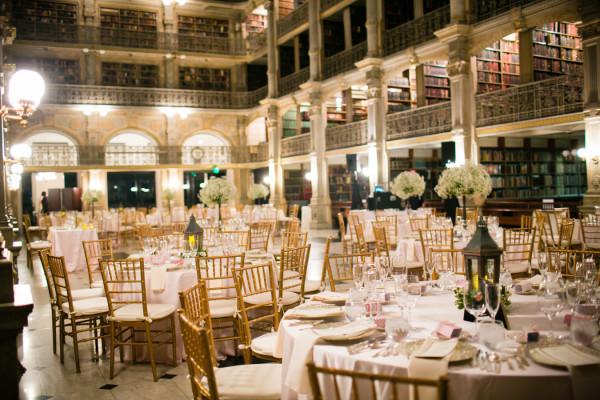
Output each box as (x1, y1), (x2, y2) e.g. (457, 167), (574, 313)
(246, 12), (266, 33)
(384, 0), (414, 30)
(179, 67), (230, 91)
(476, 34), (520, 93)
(532, 22), (583, 81)
(323, 19), (345, 57)
(423, 61), (450, 104)
(12, 0), (78, 24)
(282, 105), (310, 137)
(284, 168), (312, 201)
(100, 8), (157, 32)
(390, 152), (443, 200)
(480, 141), (586, 199)
(101, 62), (158, 87)
(387, 75), (412, 113)
(278, 0), (305, 18)
(326, 90), (367, 126)
(329, 166), (369, 202)
(14, 56), (79, 84)
(177, 15), (229, 38)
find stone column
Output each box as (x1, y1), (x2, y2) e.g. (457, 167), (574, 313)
(580, 15), (600, 211)
(449, 0), (467, 24)
(413, 0), (424, 18)
(163, 4), (175, 33)
(365, 0), (383, 58)
(266, 103), (285, 206)
(266, 1), (278, 97)
(518, 29), (534, 84)
(164, 57), (175, 88)
(83, 0), (95, 25)
(235, 117), (250, 205)
(84, 52), (96, 85)
(308, 0), (322, 80)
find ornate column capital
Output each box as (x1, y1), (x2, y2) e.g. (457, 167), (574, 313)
(447, 60), (470, 77)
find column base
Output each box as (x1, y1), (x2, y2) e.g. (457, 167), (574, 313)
(579, 190), (600, 214)
(309, 202), (332, 229)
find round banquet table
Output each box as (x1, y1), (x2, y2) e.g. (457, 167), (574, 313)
(48, 227), (99, 272)
(278, 290), (579, 400)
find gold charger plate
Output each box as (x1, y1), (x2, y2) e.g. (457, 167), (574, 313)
(396, 339), (478, 362)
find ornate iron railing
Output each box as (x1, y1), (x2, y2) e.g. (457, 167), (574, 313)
(326, 119), (368, 151)
(276, 1), (310, 39)
(44, 84), (267, 109)
(387, 102), (452, 140)
(278, 67), (310, 96)
(281, 134), (311, 157)
(476, 74), (583, 127)
(181, 146), (231, 165)
(384, 5), (450, 56)
(470, 0), (547, 24)
(105, 144), (159, 166)
(13, 20), (265, 56)
(248, 142), (269, 162)
(322, 42), (368, 80)
(25, 144), (79, 167)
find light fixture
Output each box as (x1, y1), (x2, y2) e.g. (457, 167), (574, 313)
(10, 143), (32, 160)
(10, 164), (23, 175)
(200, 182), (207, 188)
(131, 187), (138, 192)
(305, 172), (313, 181)
(141, 188), (150, 193)
(182, 183), (190, 190)
(3, 70), (45, 125)
(361, 167), (370, 176)
(263, 176), (272, 184)
(162, 0), (186, 5)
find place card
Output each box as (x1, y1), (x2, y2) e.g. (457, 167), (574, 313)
(436, 321), (462, 339)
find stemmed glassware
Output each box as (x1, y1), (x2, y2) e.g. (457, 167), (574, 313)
(352, 263), (365, 289)
(537, 275), (565, 340)
(464, 280), (486, 332)
(385, 309), (410, 346)
(484, 282), (501, 322)
(396, 275), (421, 333)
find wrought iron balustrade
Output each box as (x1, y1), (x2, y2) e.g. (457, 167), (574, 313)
(476, 74), (583, 127)
(470, 0), (546, 24)
(386, 102), (452, 141)
(281, 134), (311, 158)
(322, 42), (368, 80)
(247, 142), (269, 163)
(326, 120), (368, 151)
(278, 67), (310, 97)
(181, 146), (231, 165)
(105, 145), (159, 166)
(276, 1), (310, 39)
(45, 84), (267, 109)
(384, 5), (449, 56)
(13, 20), (264, 56)
(25, 144), (78, 167)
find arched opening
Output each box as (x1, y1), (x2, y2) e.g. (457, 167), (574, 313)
(22, 131), (79, 167)
(181, 131), (230, 165)
(105, 131), (158, 166)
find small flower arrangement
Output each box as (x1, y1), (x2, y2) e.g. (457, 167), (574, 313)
(247, 183), (270, 200)
(162, 187), (177, 211)
(453, 286), (511, 309)
(435, 162), (492, 199)
(198, 177), (236, 206)
(82, 189), (103, 204)
(390, 171), (426, 200)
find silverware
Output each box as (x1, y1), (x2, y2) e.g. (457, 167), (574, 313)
(347, 335), (385, 355)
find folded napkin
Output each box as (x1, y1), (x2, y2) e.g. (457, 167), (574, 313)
(284, 331), (320, 394)
(406, 239), (416, 262)
(537, 344), (600, 367)
(312, 291), (348, 303)
(407, 338), (457, 400)
(151, 266), (167, 292)
(525, 274), (544, 286)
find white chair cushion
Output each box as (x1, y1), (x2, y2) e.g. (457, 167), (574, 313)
(302, 279), (323, 293)
(506, 261), (530, 274)
(406, 260), (424, 269)
(570, 238), (582, 246)
(30, 241), (52, 250)
(208, 299), (238, 318)
(280, 290), (301, 305)
(62, 297), (109, 316)
(71, 287), (104, 301)
(244, 291), (276, 305)
(282, 270), (300, 279)
(285, 278), (322, 293)
(113, 303), (175, 322)
(251, 331), (279, 356)
(212, 363), (282, 400)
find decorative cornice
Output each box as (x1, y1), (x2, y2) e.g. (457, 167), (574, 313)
(355, 57), (383, 71)
(434, 23), (471, 43)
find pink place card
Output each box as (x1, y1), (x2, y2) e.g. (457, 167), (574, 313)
(436, 321), (462, 339)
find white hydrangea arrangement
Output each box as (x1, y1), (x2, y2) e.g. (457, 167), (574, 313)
(198, 177), (236, 206)
(390, 171), (426, 200)
(81, 189), (103, 204)
(434, 162), (492, 199)
(162, 187), (178, 211)
(247, 183), (270, 200)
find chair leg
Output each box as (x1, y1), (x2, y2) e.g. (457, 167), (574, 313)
(71, 318), (81, 373)
(59, 314), (65, 365)
(145, 322), (158, 382)
(110, 322), (116, 379)
(51, 307), (57, 355)
(171, 314), (176, 367)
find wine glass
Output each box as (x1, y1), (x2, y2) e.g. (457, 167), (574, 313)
(537, 277), (565, 340)
(464, 280), (486, 332)
(385, 310), (410, 345)
(398, 275), (421, 332)
(379, 257), (390, 280)
(391, 255), (407, 279)
(537, 251), (548, 275)
(484, 282), (501, 322)
(570, 312), (599, 346)
(565, 280), (582, 313)
(424, 257), (436, 283)
(352, 263), (365, 289)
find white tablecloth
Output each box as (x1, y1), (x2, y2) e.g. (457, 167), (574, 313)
(279, 292), (574, 400)
(48, 227), (99, 272)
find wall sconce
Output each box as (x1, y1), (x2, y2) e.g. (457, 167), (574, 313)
(5, 143), (32, 191)
(263, 176), (272, 184)
(2, 70), (45, 125)
(577, 148), (600, 164)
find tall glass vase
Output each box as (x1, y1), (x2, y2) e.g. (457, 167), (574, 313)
(462, 195), (467, 229)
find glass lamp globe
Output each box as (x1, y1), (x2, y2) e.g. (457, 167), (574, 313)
(10, 163), (24, 175)
(8, 70), (45, 109)
(10, 143), (32, 160)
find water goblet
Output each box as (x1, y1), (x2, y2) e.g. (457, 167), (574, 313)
(344, 298), (366, 322)
(352, 263), (365, 289)
(464, 280), (486, 333)
(379, 257), (391, 279)
(385, 311), (410, 345)
(537, 277), (565, 340)
(484, 282), (501, 322)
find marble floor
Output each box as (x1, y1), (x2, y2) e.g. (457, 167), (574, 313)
(16, 228), (340, 400)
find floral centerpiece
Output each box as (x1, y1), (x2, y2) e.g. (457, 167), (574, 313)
(162, 187), (177, 214)
(390, 171), (426, 205)
(198, 177), (236, 220)
(81, 189), (103, 218)
(247, 183), (270, 204)
(435, 162), (492, 223)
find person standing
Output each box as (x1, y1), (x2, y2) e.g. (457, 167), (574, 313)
(40, 191), (48, 214)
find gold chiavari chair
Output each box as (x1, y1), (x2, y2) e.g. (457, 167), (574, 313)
(24, 213), (47, 240)
(324, 252), (373, 292)
(201, 226), (221, 248)
(286, 217), (301, 233)
(429, 248), (465, 275)
(82, 238), (113, 289)
(178, 281), (215, 365)
(419, 228), (454, 280)
(44, 214), (53, 228)
(521, 215), (535, 229)
(307, 362), (448, 400)
(153, 233), (185, 250)
(195, 253), (245, 355)
(289, 203), (300, 218)
(503, 227), (536, 277)
(581, 214), (600, 250)
(372, 224), (391, 265)
(348, 223), (368, 253)
(48, 254), (109, 373)
(434, 210), (447, 219)
(258, 218), (277, 242)
(338, 213), (352, 254)
(375, 214), (398, 250)
(232, 261), (281, 363)
(279, 244), (311, 311)
(281, 231), (308, 248)
(99, 258), (177, 381)
(172, 221), (188, 233)
(546, 248), (600, 283)
(408, 216), (429, 233)
(556, 219), (575, 250)
(222, 230), (250, 251)
(23, 223), (52, 272)
(179, 313), (282, 400)
(249, 224), (272, 251)
(137, 224), (153, 249)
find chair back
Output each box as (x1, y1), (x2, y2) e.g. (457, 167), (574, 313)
(153, 233), (185, 250)
(281, 231), (308, 248)
(44, 215), (53, 228)
(249, 224), (271, 251)
(23, 214), (32, 228)
(376, 214), (397, 245)
(503, 227), (536, 270)
(289, 204), (300, 218)
(557, 219), (575, 250)
(286, 218), (301, 233)
(178, 282), (215, 367)
(47, 254), (75, 314)
(172, 221), (188, 233)
(99, 258), (148, 317)
(201, 226), (221, 248)
(39, 249), (56, 303)
(279, 244), (311, 299)
(222, 230), (250, 251)
(179, 313), (218, 400)
(372, 224), (390, 262)
(546, 248), (600, 282)
(195, 254), (245, 304)
(429, 248), (465, 275)
(419, 229), (454, 263)
(325, 252), (372, 292)
(82, 239), (114, 287)
(337, 213), (346, 237)
(307, 362), (448, 400)
(521, 215), (534, 229)
(409, 216), (428, 233)
(353, 223), (368, 253)
(581, 214), (600, 250)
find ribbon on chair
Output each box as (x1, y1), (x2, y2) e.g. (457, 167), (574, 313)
(233, 307), (241, 320)
(278, 298), (284, 312)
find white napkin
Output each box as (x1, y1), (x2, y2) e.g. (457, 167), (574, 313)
(312, 291), (348, 303)
(406, 239), (416, 262)
(407, 338), (457, 400)
(525, 274), (544, 286)
(151, 266), (167, 292)
(538, 344), (600, 367)
(284, 331), (320, 394)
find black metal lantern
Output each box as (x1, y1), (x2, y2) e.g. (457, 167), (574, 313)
(184, 215), (203, 250)
(462, 217), (503, 285)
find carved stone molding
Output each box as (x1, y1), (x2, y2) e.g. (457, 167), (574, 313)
(447, 60), (470, 77)
(580, 21), (600, 40)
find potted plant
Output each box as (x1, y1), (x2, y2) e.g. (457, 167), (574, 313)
(198, 177), (236, 221)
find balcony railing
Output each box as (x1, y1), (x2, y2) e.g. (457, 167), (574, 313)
(386, 102), (452, 141)
(26, 144), (79, 167)
(470, 0), (547, 24)
(247, 142), (270, 163)
(181, 146), (231, 165)
(281, 134), (311, 158)
(44, 84), (268, 109)
(384, 5), (450, 56)
(475, 74), (583, 127)
(13, 20), (265, 56)
(326, 120), (368, 151)
(277, 1), (310, 39)
(278, 67), (310, 97)
(105, 144), (159, 166)
(322, 42), (368, 80)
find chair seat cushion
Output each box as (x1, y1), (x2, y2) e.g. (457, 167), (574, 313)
(506, 261), (530, 274)
(212, 363), (282, 400)
(62, 297), (109, 316)
(113, 303), (175, 322)
(406, 260), (424, 269)
(286, 278), (322, 293)
(245, 290), (299, 306)
(30, 241), (52, 250)
(208, 299), (238, 318)
(251, 331), (279, 356)
(71, 287), (104, 301)
(282, 270), (300, 279)
(91, 281), (104, 290)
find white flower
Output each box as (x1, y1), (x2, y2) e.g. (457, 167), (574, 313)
(162, 187), (177, 202)
(435, 161), (492, 199)
(390, 171), (426, 200)
(247, 183), (270, 200)
(198, 177), (236, 206)
(81, 189), (103, 203)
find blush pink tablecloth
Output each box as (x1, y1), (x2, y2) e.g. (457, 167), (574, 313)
(48, 227), (99, 272)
